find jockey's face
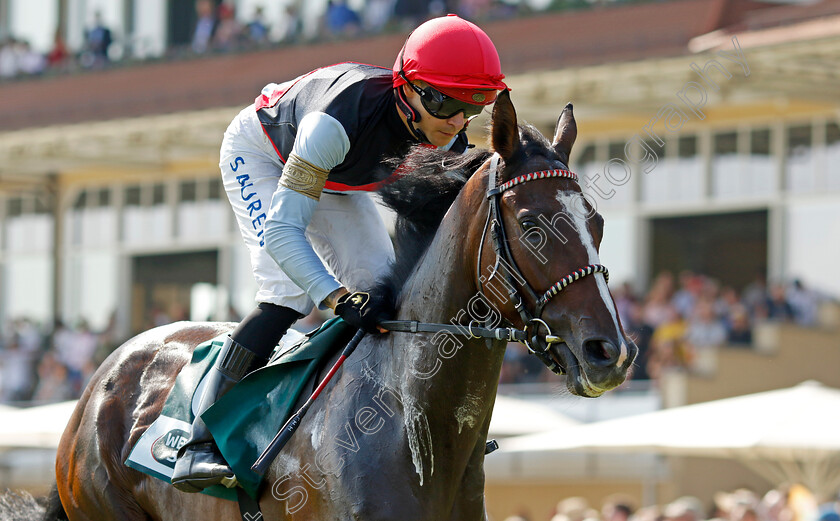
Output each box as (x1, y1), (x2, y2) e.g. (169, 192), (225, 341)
(401, 82), (473, 147)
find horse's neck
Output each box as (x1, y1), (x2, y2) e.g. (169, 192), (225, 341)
(380, 186), (503, 425)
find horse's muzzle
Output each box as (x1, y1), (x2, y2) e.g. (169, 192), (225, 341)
(549, 336), (637, 397)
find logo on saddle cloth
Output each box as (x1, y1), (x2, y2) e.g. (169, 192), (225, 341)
(152, 428), (190, 466)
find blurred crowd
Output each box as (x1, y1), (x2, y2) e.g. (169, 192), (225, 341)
(0, 271), (831, 403)
(499, 271), (829, 385)
(0, 0), (525, 81)
(497, 487), (840, 521)
(0, 317), (121, 404)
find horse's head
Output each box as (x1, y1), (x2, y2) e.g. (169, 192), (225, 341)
(473, 91), (637, 396)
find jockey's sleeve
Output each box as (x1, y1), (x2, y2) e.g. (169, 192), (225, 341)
(263, 111), (351, 309)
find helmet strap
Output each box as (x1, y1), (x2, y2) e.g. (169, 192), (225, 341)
(394, 87), (430, 144)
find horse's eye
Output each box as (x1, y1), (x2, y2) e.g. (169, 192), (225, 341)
(520, 219), (538, 232)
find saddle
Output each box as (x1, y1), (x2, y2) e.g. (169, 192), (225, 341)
(125, 318), (355, 501)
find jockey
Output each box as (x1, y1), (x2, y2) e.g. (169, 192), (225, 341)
(171, 14), (507, 493)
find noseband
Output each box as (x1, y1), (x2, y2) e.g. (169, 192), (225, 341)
(476, 154), (609, 374)
(381, 154), (610, 376)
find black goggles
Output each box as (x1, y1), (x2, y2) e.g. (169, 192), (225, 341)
(400, 71), (486, 119)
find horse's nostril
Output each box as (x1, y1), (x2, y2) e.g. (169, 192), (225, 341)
(583, 339), (616, 366)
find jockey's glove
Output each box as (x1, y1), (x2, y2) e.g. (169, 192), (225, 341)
(334, 291), (391, 334)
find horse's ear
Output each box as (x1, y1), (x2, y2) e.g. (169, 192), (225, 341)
(491, 90), (520, 163)
(552, 102), (577, 166)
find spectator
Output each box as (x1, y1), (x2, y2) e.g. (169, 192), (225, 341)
(393, 0), (430, 27)
(715, 489), (761, 521)
(192, 0), (217, 54)
(0, 333), (35, 402)
(766, 283), (794, 322)
(716, 286), (741, 327)
(324, 0), (362, 38)
(55, 320), (99, 395)
(32, 351), (73, 402)
(47, 29), (71, 70)
(726, 304), (753, 347)
(272, 5), (302, 44)
(363, 0), (395, 33)
(83, 11), (113, 68)
(627, 301), (654, 380)
(672, 271), (704, 318)
(16, 39), (46, 75)
(684, 298), (726, 373)
(552, 497), (595, 521)
(246, 6), (270, 46)
(787, 279), (821, 326)
(0, 37), (17, 79)
(816, 504), (840, 521)
(150, 305), (172, 328)
(664, 497), (705, 521)
(458, 0), (494, 20)
(603, 497), (636, 521)
(642, 272), (676, 329)
(759, 488), (791, 521)
(16, 317), (44, 354)
(213, 3), (242, 51)
(742, 272), (769, 318)
(647, 304), (687, 379)
(614, 282), (640, 330)
(633, 505), (664, 521)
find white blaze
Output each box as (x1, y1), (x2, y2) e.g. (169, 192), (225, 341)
(555, 191), (624, 345)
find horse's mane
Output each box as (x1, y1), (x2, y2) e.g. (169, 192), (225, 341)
(370, 124), (558, 312)
(371, 145), (492, 309)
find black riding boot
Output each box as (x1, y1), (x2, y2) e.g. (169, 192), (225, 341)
(171, 335), (267, 492)
(171, 303), (301, 493)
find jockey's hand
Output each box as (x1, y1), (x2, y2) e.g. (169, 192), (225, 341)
(334, 291), (390, 334)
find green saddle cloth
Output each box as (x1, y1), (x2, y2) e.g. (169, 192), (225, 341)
(130, 317), (354, 501)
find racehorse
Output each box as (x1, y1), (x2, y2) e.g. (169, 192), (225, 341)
(41, 91), (636, 521)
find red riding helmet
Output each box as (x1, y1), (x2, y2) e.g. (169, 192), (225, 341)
(393, 14), (507, 106)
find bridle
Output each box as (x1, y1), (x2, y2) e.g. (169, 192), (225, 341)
(381, 153), (610, 375)
(475, 153), (609, 374)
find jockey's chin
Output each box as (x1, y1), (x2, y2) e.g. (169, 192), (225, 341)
(418, 113), (467, 147)
(401, 88), (470, 148)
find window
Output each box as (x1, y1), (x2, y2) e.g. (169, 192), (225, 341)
(97, 188), (111, 208)
(125, 186), (142, 206)
(7, 197), (23, 217)
(787, 125), (812, 159)
(786, 124), (815, 192)
(574, 144), (595, 166)
(34, 195), (50, 214)
(825, 122), (840, 191)
(152, 184), (166, 206)
(179, 180), (197, 202)
(208, 179), (222, 200)
(827, 122), (840, 147)
(750, 129), (771, 156)
(714, 132), (737, 156)
(678, 136), (697, 158)
(73, 191), (88, 210)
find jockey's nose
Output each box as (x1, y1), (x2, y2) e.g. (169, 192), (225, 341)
(447, 111), (466, 128)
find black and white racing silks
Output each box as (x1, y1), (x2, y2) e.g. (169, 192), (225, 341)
(223, 62), (468, 312)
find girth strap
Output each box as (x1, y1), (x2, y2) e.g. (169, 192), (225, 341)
(235, 487), (262, 521)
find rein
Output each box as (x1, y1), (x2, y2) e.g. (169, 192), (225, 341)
(383, 153), (609, 375)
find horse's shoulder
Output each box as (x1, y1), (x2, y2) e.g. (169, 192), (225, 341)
(83, 322), (235, 462)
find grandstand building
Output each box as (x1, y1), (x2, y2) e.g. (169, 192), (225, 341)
(1, 0), (838, 338)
